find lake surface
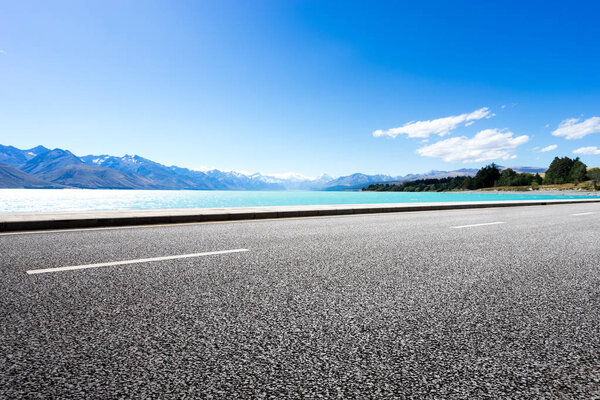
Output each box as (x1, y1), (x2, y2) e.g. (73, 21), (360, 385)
(0, 189), (598, 213)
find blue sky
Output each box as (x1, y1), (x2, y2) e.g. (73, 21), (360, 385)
(1, 0), (599, 177)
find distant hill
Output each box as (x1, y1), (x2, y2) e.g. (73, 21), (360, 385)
(383, 168), (479, 186)
(38, 164), (159, 189)
(248, 173), (334, 190)
(81, 154), (220, 190)
(505, 166), (547, 174)
(202, 169), (284, 190)
(12, 148), (158, 189)
(0, 144), (49, 167)
(321, 173), (396, 191)
(0, 163), (64, 188)
(21, 148), (84, 176)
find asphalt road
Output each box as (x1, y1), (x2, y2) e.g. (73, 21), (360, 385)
(1, 203), (599, 399)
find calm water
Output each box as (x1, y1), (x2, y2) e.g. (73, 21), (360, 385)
(0, 189), (597, 213)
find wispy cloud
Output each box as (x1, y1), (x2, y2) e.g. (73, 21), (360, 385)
(539, 144), (558, 152)
(552, 117), (600, 139)
(573, 146), (600, 155)
(373, 107), (492, 139)
(416, 129), (529, 163)
(0, 50), (6, 55)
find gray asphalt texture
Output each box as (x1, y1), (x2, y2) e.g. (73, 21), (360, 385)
(1, 203), (599, 399)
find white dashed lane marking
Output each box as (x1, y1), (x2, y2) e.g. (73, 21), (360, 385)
(450, 221), (505, 229)
(26, 249), (249, 275)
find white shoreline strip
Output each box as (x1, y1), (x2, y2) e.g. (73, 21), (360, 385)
(571, 212), (595, 216)
(26, 249), (249, 275)
(450, 221), (505, 229)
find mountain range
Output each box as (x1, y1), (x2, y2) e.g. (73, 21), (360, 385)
(0, 144), (546, 190)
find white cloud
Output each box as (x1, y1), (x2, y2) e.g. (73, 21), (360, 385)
(416, 129), (529, 163)
(501, 105), (506, 109)
(373, 107), (492, 139)
(573, 146), (600, 155)
(540, 144), (558, 152)
(0, 50), (6, 55)
(552, 117), (600, 139)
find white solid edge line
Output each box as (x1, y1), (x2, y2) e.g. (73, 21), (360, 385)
(571, 212), (595, 216)
(450, 221), (505, 229)
(26, 248), (249, 275)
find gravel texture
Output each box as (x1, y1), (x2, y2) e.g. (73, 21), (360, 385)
(1, 203), (599, 399)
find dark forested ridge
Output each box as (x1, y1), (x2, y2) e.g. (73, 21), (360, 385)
(365, 157), (595, 192)
(365, 176), (468, 192)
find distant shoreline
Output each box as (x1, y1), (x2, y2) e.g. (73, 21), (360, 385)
(473, 189), (600, 196)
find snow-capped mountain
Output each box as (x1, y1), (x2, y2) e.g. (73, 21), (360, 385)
(320, 173), (396, 191)
(245, 172), (335, 190)
(79, 154), (327, 190)
(0, 145), (50, 167)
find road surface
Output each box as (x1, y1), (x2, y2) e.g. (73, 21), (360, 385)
(2, 203), (599, 398)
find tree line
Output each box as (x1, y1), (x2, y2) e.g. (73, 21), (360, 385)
(365, 156), (600, 192)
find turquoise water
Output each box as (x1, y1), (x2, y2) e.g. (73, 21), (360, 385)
(0, 189), (597, 213)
